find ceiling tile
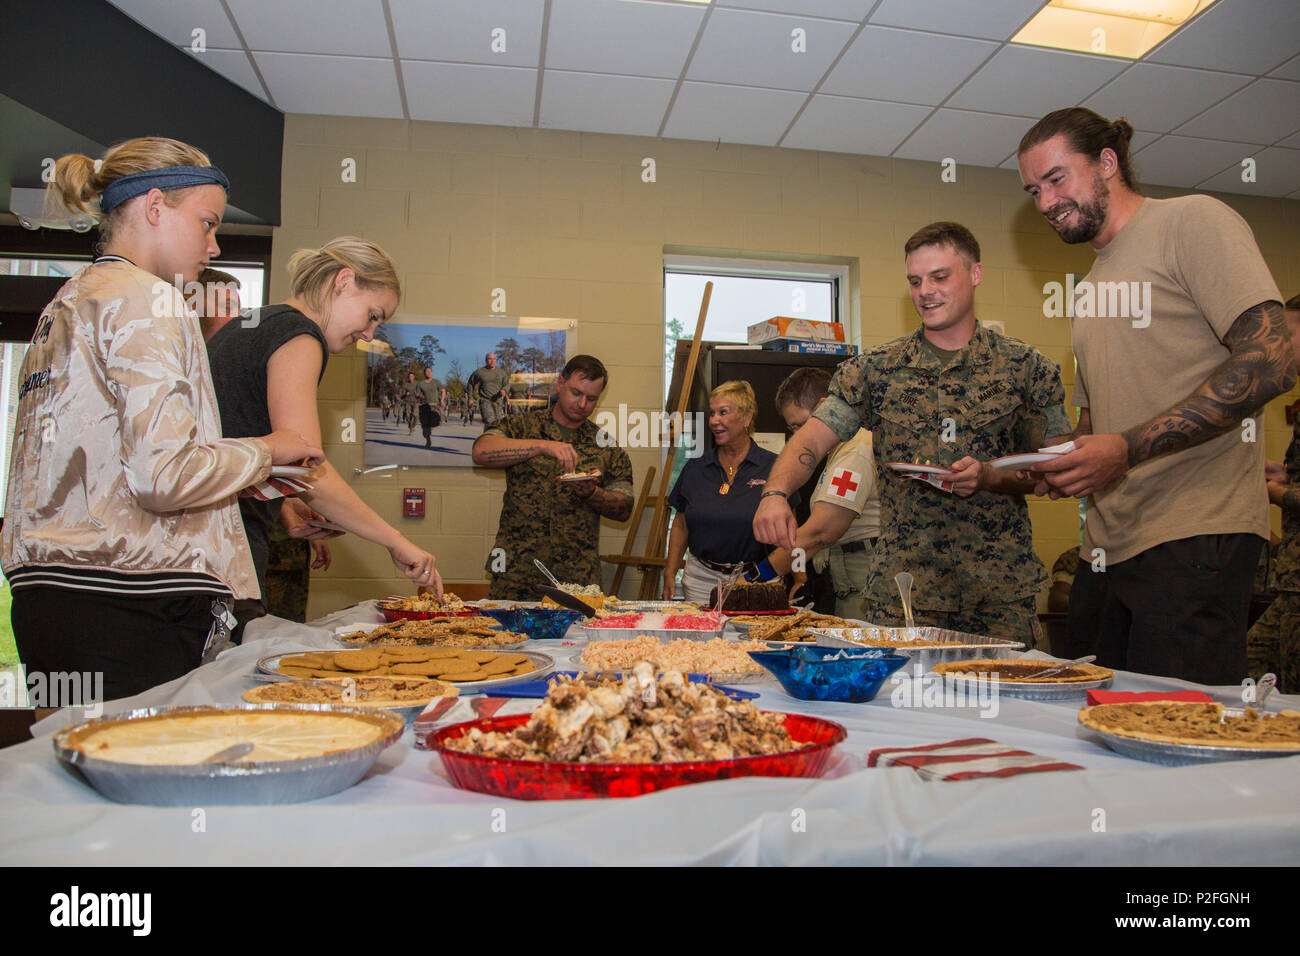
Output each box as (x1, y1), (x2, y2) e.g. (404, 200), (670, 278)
(947, 46), (1125, 117)
(870, 0), (1044, 42)
(255, 53), (402, 118)
(1084, 64), (1252, 133)
(108, 0), (241, 48)
(545, 0), (702, 78)
(821, 26), (996, 105)
(1271, 55), (1300, 81)
(540, 71), (675, 136)
(686, 8), (858, 92)
(1147, 0), (1298, 75)
(717, 0), (874, 19)
(226, 0), (392, 57)
(1129, 130), (1160, 153)
(783, 95), (931, 154)
(181, 47), (267, 101)
(388, 0), (543, 68)
(663, 82), (807, 146)
(403, 61), (537, 126)
(894, 109), (1036, 166)
(1197, 147), (1300, 197)
(1174, 79), (1300, 144)
(1279, 130), (1300, 148)
(1132, 135), (1252, 188)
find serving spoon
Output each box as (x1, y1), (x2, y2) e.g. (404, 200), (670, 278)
(895, 571), (916, 639)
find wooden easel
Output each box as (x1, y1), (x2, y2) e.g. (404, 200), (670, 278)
(602, 282), (713, 598)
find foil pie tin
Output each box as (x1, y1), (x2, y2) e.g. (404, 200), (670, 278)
(53, 704), (405, 806)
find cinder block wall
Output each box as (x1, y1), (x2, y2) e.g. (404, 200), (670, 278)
(277, 114), (1300, 619)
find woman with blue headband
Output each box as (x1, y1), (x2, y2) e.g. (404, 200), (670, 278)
(1, 136), (323, 702)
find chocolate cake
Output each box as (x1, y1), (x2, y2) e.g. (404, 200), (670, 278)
(709, 580), (788, 612)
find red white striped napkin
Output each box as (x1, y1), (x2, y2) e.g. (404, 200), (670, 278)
(242, 475), (313, 501)
(867, 737), (1082, 781)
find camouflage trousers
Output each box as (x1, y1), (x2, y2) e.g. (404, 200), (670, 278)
(864, 595), (1042, 649)
(820, 543), (873, 621)
(1246, 591), (1300, 694)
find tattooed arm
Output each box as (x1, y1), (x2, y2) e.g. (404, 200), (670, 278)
(569, 481), (633, 521)
(752, 416), (839, 552)
(471, 433), (580, 471)
(1035, 301), (1294, 499)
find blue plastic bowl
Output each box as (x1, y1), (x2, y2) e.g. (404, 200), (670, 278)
(480, 607), (586, 640)
(748, 646), (909, 702)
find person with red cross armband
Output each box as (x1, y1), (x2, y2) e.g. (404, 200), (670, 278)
(754, 368), (880, 619)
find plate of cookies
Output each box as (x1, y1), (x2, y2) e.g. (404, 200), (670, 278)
(258, 647), (554, 689)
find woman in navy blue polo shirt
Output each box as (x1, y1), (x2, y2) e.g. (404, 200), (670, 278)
(664, 381), (780, 603)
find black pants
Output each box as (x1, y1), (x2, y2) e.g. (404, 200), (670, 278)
(1062, 533), (1262, 685)
(419, 403), (440, 444)
(12, 586), (215, 702)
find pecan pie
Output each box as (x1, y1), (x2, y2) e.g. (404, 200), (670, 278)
(1079, 701), (1300, 749)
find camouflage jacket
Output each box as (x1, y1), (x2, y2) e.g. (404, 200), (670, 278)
(1274, 416), (1300, 592)
(812, 322), (1070, 610)
(482, 408), (634, 599)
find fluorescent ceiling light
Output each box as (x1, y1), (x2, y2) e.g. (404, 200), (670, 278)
(1012, 0), (1220, 59)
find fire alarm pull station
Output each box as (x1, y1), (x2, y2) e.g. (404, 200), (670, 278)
(403, 488), (425, 518)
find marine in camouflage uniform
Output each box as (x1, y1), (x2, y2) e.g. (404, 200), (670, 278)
(265, 517), (310, 622)
(813, 321), (1070, 646)
(1247, 414), (1300, 694)
(481, 408), (634, 600)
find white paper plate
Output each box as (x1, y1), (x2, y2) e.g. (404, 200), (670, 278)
(887, 462), (958, 476)
(988, 452), (1065, 470)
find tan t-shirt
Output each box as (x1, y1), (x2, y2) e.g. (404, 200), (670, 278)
(810, 428), (880, 545)
(1072, 195), (1281, 565)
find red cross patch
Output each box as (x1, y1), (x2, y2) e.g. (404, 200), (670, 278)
(829, 468), (861, 501)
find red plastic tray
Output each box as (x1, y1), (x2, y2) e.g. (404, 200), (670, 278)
(380, 606), (481, 622)
(431, 712), (846, 800)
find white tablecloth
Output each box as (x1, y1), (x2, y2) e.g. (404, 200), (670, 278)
(2, 602), (1297, 866)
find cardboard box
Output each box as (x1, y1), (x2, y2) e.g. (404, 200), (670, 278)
(761, 339), (858, 356)
(747, 317), (846, 345)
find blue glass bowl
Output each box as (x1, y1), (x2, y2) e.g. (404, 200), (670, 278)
(748, 647), (910, 702)
(480, 607), (586, 640)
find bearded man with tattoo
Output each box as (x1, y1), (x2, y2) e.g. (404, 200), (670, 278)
(1018, 107), (1295, 684)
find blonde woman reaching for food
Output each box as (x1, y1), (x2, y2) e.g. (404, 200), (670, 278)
(1, 137), (322, 699)
(205, 238), (443, 615)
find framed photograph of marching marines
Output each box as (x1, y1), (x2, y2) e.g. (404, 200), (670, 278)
(361, 316), (573, 467)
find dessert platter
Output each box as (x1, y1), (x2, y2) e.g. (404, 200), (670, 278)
(430, 662), (847, 799)
(1078, 701), (1300, 766)
(736, 611), (865, 643)
(54, 704), (405, 805)
(378, 591), (482, 622)
(708, 580), (795, 615)
(336, 617), (527, 648)
(930, 658), (1114, 700)
(258, 647), (553, 688)
(243, 676), (460, 726)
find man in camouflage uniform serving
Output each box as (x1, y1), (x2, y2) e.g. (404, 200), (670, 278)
(472, 354), (634, 600)
(753, 222), (1072, 646)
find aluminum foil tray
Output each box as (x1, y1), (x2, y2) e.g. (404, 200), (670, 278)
(810, 626), (1024, 672)
(53, 704), (404, 806)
